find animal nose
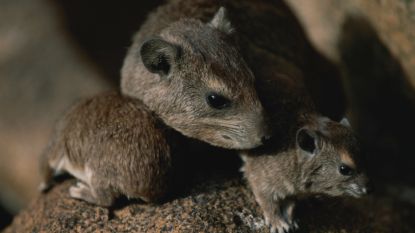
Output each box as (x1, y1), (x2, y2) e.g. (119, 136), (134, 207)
(261, 135), (271, 144)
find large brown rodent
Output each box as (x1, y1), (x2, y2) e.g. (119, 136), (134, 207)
(121, 6), (270, 149)
(121, 0), (346, 139)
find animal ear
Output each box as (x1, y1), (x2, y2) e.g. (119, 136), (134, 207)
(209, 7), (234, 34)
(296, 128), (320, 158)
(340, 117), (351, 128)
(140, 38), (181, 76)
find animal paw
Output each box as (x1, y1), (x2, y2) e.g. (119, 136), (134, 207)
(268, 217), (298, 233)
(69, 182), (93, 200)
(38, 181), (52, 192)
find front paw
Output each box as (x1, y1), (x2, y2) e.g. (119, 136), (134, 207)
(267, 217), (298, 233)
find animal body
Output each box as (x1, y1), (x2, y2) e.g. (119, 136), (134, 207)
(241, 116), (369, 233)
(40, 92), (183, 206)
(121, 6), (269, 149)
(126, 1), (353, 231)
(39, 7), (269, 206)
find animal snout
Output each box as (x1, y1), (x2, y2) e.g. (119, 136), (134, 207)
(356, 175), (372, 195)
(261, 135), (270, 144)
(257, 113), (272, 143)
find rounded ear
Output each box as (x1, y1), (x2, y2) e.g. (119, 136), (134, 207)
(340, 117), (351, 128)
(140, 38), (181, 76)
(296, 128), (320, 158)
(209, 7), (234, 34)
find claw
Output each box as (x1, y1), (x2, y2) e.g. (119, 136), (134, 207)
(292, 220), (299, 230)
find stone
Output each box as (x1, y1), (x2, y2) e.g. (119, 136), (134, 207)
(4, 179), (415, 233)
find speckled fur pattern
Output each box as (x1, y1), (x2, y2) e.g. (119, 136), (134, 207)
(40, 92), (183, 206)
(242, 115), (369, 233)
(121, 6), (269, 150)
(121, 0), (346, 141)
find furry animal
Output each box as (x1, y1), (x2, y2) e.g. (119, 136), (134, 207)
(121, 6), (270, 149)
(39, 8), (270, 206)
(241, 116), (369, 233)
(39, 92), (185, 206)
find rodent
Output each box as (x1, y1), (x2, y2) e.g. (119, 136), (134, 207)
(121, 6), (270, 149)
(125, 3), (355, 232)
(241, 115), (369, 233)
(123, 0), (346, 125)
(39, 7), (269, 206)
(39, 92), (185, 206)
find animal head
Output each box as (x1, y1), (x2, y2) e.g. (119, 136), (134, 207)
(296, 117), (369, 197)
(121, 7), (269, 149)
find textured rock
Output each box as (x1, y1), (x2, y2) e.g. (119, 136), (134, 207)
(285, 0), (415, 88)
(4, 179), (415, 233)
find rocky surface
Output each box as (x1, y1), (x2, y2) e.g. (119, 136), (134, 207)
(4, 179), (415, 233)
(285, 0), (415, 88)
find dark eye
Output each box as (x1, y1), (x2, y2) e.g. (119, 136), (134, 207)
(339, 164), (354, 176)
(206, 93), (231, 109)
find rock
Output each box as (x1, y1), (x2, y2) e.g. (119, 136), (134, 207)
(284, 0), (415, 89)
(4, 179), (415, 233)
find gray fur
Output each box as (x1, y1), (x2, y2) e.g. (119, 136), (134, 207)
(121, 7), (269, 150)
(209, 7), (234, 34)
(39, 7), (269, 206)
(241, 115), (369, 233)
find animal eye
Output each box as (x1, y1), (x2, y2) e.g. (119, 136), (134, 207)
(206, 93), (231, 109)
(339, 164), (354, 176)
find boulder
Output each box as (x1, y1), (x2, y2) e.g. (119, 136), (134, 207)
(4, 179), (415, 233)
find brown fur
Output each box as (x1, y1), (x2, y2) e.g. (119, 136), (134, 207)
(121, 6), (269, 149)
(40, 92), (185, 206)
(241, 115), (369, 233)
(122, 0), (345, 145)
(39, 7), (271, 206)
(39, 0), (346, 209)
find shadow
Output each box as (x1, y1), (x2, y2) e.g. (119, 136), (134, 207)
(0, 204), (13, 231)
(338, 16), (415, 186)
(49, 0), (165, 85)
(165, 140), (243, 201)
(295, 195), (415, 233)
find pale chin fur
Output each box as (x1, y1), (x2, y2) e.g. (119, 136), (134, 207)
(345, 183), (366, 197)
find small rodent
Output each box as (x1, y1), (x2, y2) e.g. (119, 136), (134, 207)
(39, 92), (185, 206)
(121, 7), (269, 149)
(39, 8), (269, 206)
(241, 115), (369, 233)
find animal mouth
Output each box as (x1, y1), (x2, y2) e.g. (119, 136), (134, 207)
(345, 189), (364, 198)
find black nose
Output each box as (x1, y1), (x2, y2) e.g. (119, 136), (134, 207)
(261, 135), (271, 144)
